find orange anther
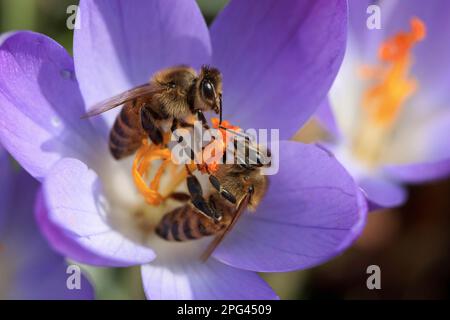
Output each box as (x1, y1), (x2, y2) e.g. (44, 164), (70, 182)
(132, 138), (172, 206)
(132, 119), (242, 205)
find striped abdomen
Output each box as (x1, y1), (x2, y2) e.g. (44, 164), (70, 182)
(109, 101), (146, 160)
(156, 205), (226, 242)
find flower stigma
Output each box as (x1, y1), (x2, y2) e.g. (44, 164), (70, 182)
(353, 17), (426, 167)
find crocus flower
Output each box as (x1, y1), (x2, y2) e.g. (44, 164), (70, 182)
(0, 0), (366, 299)
(315, 0), (450, 209)
(0, 147), (94, 299)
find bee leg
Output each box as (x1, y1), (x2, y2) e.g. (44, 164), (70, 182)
(140, 108), (163, 145)
(168, 192), (191, 203)
(186, 168), (222, 222)
(170, 118), (178, 134)
(209, 175), (237, 205)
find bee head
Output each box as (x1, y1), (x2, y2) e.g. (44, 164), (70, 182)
(196, 65), (223, 116)
(240, 168), (268, 211)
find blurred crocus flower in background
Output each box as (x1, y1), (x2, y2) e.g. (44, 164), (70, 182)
(315, 0), (450, 209)
(0, 0), (366, 299)
(0, 147), (94, 299)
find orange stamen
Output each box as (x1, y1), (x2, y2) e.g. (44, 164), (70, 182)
(353, 18), (426, 166)
(132, 139), (171, 205)
(132, 119), (242, 205)
(362, 17), (426, 127)
(198, 118), (241, 174)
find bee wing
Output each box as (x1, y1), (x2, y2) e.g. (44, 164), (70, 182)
(82, 83), (164, 118)
(201, 193), (252, 261)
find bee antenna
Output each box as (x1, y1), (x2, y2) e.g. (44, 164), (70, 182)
(219, 95), (223, 125)
(201, 64), (212, 73)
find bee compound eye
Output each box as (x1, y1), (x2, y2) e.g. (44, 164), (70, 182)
(201, 80), (215, 100)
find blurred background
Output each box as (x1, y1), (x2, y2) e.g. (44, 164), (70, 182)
(1, 0), (449, 300)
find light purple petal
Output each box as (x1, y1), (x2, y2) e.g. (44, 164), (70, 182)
(39, 157), (155, 267)
(381, 107), (450, 171)
(74, 0), (211, 131)
(424, 111), (450, 162)
(400, 0), (450, 101)
(214, 141), (367, 272)
(358, 177), (407, 210)
(142, 252), (277, 300)
(383, 159), (450, 184)
(314, 99), (341, 138)
(381, 0), (450, 103)
(211, 0), (347, 139)
(9, 258), (94, 300)
(348, 0), (450, 103)
(0, 160), (93, 299)
(347, 0), (388, 60)
(0, 148), (13, 233)
(0, 31), (102, 181)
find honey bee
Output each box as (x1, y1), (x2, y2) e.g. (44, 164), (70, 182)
(156, 142), (271, 260)
(83, 65), (223, 160)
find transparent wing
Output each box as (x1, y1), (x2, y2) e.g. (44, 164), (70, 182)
(201, 193), (252, 261)
(82, 83), (163, 118)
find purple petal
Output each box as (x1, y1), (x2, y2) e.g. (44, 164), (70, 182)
(213, 141), (367, 272)
(383, 132), (450, 185)
(38, 157), (155, 267)
(383, 159), (450, 184)
(211, 0), (347, 138)
(348, 0), (450, 102)
(347, 0), (387, 60)
(0, 31), (101, 181)
(74, 0), (211, 130)
(382, 107), (450, 174)
(382, 0), (450, 102)
(141, 245), (277, 300)
(425, 111), (450, 161)
(9, 258), (94, 300)
(358, 177), (407, 210)
(0, 159), (93, 299)
(0, 148), (13, 233)
(314, 99), (341, 138)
